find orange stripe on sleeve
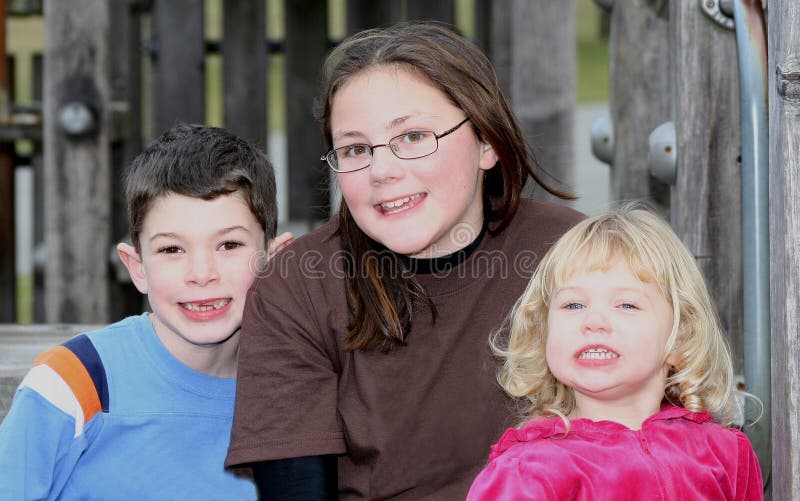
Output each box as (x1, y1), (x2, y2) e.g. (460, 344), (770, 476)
(34, 346), (102, 424)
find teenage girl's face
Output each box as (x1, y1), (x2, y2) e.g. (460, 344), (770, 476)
(331, 66), (498, 257)
(545, 259), (675, 426)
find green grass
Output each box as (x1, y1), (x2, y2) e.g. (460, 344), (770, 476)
(15, 273), (33, 324)
(576, 0), (610, 103)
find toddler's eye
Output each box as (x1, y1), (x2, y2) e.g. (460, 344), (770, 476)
(219, 241), (243, 251)
(619, 303), (639, 310)
(158, 246), (183, 254)
(563, 302), (584, 310)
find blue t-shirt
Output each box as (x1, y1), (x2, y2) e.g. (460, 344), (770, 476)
(0, 313), (256, 500)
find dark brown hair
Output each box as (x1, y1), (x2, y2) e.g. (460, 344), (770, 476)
(316, 22), (571, 351)
(125, 123), (278, 252)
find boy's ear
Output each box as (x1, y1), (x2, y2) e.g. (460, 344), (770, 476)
(267, 231), (294, 260)
(117, 243), (148, 294)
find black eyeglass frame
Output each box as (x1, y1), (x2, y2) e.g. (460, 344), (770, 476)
(321, 117), (471, 173)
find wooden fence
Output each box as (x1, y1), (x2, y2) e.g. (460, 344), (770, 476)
(0, 0), (578, 325)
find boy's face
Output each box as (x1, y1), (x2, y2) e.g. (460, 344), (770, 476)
(119, 193), (265, 368)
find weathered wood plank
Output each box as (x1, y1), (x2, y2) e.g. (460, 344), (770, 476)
(347, 0), (403, 34)
(669, 2), (743, 373)
(407, 0), (454, 24)
(285, 0), (329, 221)
(608, 0), (670, 213)
(223, 0), (267, 149)
(43, 0), (112, 323)
(492, 0), (575, 202)
(0, 324), (96, 420)
(768, 0), (800, 497)
(109, 0), (145, 320)
(0, 146), (13, 322)
(152, 0), (204, 134)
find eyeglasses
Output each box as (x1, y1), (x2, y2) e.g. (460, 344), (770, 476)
(321, 117), (471, 173)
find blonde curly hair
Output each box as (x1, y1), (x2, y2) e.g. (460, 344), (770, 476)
(493, 205), (738, 426)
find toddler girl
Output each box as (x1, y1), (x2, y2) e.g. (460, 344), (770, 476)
(467, 207), (763, 500)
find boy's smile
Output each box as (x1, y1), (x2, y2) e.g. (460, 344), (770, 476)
(118, 192), (265, 377)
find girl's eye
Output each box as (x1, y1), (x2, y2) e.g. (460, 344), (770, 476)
(619, 303), (639, 310)
(563, 302), (584, 310)
(158, 246), (183, 254)
(219, 241), (244, 251)
(344, 144), (369, 157)
(401, 131), (426, 144)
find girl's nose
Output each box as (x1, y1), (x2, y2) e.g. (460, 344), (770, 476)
(368, 145), (405, 183)
(185, 252), (220, 286)
(581, 310), (611, 334)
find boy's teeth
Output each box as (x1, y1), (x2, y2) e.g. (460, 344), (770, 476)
(579, 348), (619, 360)
(183, 299), (230, 312)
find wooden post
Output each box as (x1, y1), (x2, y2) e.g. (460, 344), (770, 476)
(669, 2), (743, 371)
(43, 0), (112, 323)
(407, 0), (454, 24)
(285, 0), (329, 222)
(108, 0), (145, 320)
(0, 0), (14, 322)
(608, 0), (670, 212)
(491, 0), (575, 201)
(768, 0), (800, 497)
(347, 0), (402, 33)
(152, 0), (204, 134)
(223, 0), (267, 149)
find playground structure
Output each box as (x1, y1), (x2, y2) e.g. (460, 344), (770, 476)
(0, 1), (798, 498)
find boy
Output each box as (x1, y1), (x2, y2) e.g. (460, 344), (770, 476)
(0, 124), (291, 499)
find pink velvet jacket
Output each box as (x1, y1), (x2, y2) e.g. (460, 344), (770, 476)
(467, 406), (763, 500)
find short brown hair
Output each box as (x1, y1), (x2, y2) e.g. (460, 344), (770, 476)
(124, 123), (277, 252)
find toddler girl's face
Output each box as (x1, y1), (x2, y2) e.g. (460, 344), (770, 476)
(545, 259), (674, 421)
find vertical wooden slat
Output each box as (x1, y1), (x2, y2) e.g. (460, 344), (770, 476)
(472, 0), (491, 52)
(608, 0), (670, 212)
(0, 0), (13, 322)
(223, 0), (267, 148)
(768, 0), (800, 497)
(152, 0), (204, 133)
(347, 0), (402, 34)
(406, 0), (454, 24)
(108, 0), (144, 320)
(43, 0), (112, 323)
(492, 0), (575, 201)
(0, 147), (13, 321)
(669, 2), (743, 372)
(285, 0), (329, 222)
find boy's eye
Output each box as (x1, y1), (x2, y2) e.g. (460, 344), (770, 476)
(219, 241), (244, 251)
(158, 246), (183, 254)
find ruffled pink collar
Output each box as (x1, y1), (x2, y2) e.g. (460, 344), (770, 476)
(490, 405), (712, 460)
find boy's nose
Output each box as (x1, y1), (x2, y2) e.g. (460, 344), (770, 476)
(185, 253), (220, 286)
(581, 310), (611, 334)
(369, 145), (405, 183)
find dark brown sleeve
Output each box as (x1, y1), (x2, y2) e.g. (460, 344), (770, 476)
(226, 256), (346, 467)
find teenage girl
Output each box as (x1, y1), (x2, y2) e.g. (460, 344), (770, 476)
(226, 22), (583, 499)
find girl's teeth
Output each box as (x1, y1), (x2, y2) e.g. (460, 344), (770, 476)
(579, 348), (619, 360)
(381, 194), (419, 210)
